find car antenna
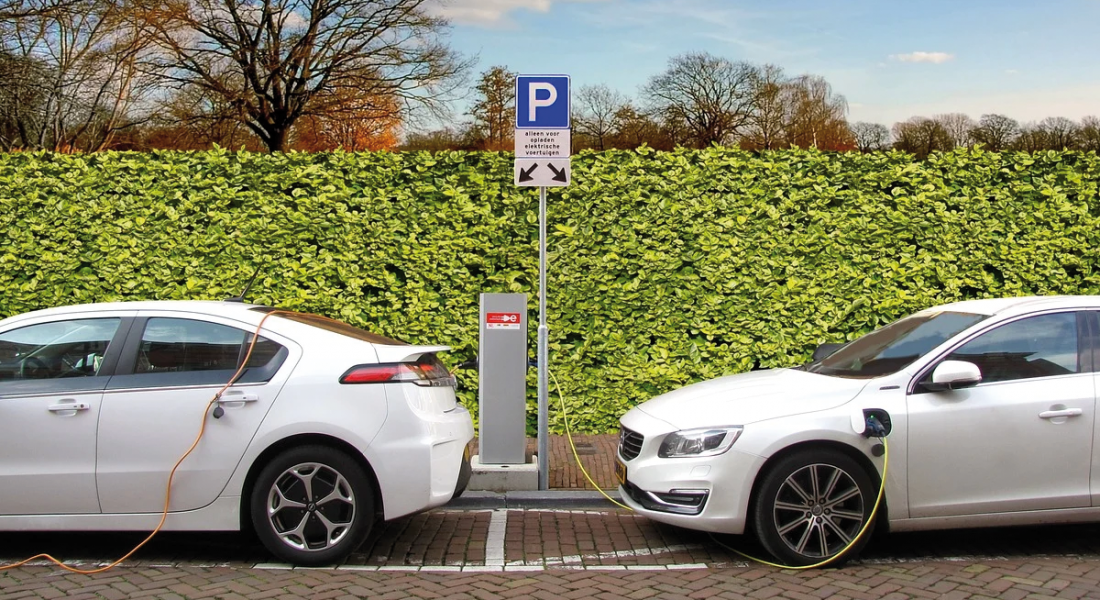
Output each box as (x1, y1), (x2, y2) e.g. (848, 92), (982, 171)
(225, 266), (262, 303)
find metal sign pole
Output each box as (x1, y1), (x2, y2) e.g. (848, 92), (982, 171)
(537, 185), (549, 490)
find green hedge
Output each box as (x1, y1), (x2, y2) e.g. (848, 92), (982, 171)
(2, 147), (1100, 433)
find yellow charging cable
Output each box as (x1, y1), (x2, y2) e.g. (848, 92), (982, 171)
(550, 369), (632, 510)
(552, 366), (888, 569)
(708, 437), (888, 570)
(0, 310), (286, 574)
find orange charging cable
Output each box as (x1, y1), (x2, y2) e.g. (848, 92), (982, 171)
(0, 309), (287, 574)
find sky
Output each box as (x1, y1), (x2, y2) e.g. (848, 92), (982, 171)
(429, 0), (1100, 126)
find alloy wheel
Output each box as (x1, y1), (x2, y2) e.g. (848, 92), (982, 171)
(772, 462), (865, 559)
(266, 462), (356, 552)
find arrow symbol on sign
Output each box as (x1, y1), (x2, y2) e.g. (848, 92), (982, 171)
(548, 163), (567, 182)
(519, 163), (538, 182)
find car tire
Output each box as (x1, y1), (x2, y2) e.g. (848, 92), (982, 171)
(752, 448), (877, 567)
(250, 445), (375, 566)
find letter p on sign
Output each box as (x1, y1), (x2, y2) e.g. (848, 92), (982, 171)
(528, 83), (557, 122)
(515, 75), (569, 129)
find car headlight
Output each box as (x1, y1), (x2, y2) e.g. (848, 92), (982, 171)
(658, 427), (743, 458)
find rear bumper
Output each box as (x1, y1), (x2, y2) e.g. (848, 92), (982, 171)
(367, 384), (475, 520)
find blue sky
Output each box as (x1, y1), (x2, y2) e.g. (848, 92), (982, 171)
(431, 0), (1100, 126)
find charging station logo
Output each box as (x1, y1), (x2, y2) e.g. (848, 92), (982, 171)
(486, 312), (522, 330)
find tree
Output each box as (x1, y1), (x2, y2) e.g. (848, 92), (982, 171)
(292, 88), (400, 151)
(1079, 116), (1100, 153)
(642, 51), (758, 148)
(892, 117), (952, 158)
(934, 113), (975, 148)
(741, 64), (789, 150)
(969, 114), (1019, 151)
(139, 82), (263, 150)
(399, 127), (467, 151)
(1037, 116), (1078, 149)
(467, 65), (515, 151)
(574, 83), (627, 151)
(0, 0), (154, 151)
(782, 74), (852, 150)
(850, 122), (890, 153)
(138, 0), (468, 152)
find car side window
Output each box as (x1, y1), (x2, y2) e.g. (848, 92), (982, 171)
(0, 318), (121, 381)
(136, 318), (281, 374)
(943, 312), (1079, 384)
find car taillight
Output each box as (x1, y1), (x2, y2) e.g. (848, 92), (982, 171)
(340, 355), (455, 387)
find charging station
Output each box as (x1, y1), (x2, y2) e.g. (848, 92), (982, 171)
(468, 293), (538, 491)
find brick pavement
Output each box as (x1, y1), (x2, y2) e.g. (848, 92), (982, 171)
(5, 558), (1100, 599)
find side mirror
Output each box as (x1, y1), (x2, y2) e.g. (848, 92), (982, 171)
(812, 342), (845, 362)
(925, 360), (982, 392)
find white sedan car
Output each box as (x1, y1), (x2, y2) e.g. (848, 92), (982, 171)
(618, 295), (1100, 565)
(0, 301), (473, 566)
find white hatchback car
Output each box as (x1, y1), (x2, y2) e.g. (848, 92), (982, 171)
(0, 301), (473, 566)
(618, 295), (1100, 566)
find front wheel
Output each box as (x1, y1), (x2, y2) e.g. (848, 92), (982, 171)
(752, 448), (877, 567)
(250, 446), (375, 566)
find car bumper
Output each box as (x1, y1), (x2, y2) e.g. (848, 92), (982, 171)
(617, 409), (765, 535)
(368, 385), (475, 520)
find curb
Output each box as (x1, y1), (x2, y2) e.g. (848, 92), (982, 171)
(445, 490), (624, 510)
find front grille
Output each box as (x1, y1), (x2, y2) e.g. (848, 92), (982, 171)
(619, 427), (644, 460)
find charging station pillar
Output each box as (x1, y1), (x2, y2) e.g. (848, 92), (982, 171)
(478, 293), (528, 464)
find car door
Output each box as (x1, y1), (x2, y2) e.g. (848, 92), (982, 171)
(907, 310), (1095, 518)
(96, 313), (296, 514)
(0, 315), (130, 515)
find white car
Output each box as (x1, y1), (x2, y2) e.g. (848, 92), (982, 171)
(618, 295), (1100, 566)
(0, 300), (473, 566)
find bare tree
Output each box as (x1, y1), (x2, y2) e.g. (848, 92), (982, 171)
(934, 113), (975, 148)
(642, 51), (758, 148)
(850, 122), (890, 153)
(892, 117), (952, 159)
(466, 64), (514, 151)
(1, 0), (154, 151)
(969, 113), (1019, 151)
(1037, 116), (1079, 149)
(1079, 116), (1100, 152)
(138, 0), (469, 152)
(574, 83), (626, 151)
(742, 63), (789, 150)
(782, 74), (850, 150)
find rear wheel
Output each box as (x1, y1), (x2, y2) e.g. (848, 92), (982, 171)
(752, 448), (876, 567)
(250, 445), (374, 566)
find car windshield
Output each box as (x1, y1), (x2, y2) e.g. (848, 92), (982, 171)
(804, 311), (988, 379)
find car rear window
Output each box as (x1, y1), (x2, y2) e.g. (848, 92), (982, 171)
(251, 307), (408, 345)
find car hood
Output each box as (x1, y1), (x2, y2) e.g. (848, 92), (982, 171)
(636, 368), (871, 430)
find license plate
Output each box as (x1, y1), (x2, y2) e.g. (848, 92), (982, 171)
(614, 458), (627, 486)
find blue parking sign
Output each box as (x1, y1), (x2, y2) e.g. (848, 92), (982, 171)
(516, 75), (570, 129)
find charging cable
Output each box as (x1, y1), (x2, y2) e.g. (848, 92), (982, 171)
(0, 310), (285, 574)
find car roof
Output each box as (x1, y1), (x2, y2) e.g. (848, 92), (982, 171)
(923, 295), (1100, 317)
(4, 300), (267, 322)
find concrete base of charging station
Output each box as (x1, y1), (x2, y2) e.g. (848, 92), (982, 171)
(467, 454), (539, 492)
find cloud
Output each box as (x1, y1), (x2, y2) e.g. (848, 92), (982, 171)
(889, 51), (955, 64)
(430, 0), (607, 27)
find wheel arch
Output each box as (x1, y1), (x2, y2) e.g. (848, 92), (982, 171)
(239, 433), (384, 535)
(746, 439), (890, 536)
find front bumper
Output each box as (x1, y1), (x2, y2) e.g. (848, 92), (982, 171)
(617, 409), (765, 535)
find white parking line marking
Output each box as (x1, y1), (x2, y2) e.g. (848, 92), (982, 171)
(486, 509), (507, 566)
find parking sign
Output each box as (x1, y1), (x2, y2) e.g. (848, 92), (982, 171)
(516, 75), (570, 129)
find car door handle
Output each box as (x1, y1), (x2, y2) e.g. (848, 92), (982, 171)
(217, 393), (259, 405)
(48, 402), (91, 412)
(1039, 408), (1083, 419)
